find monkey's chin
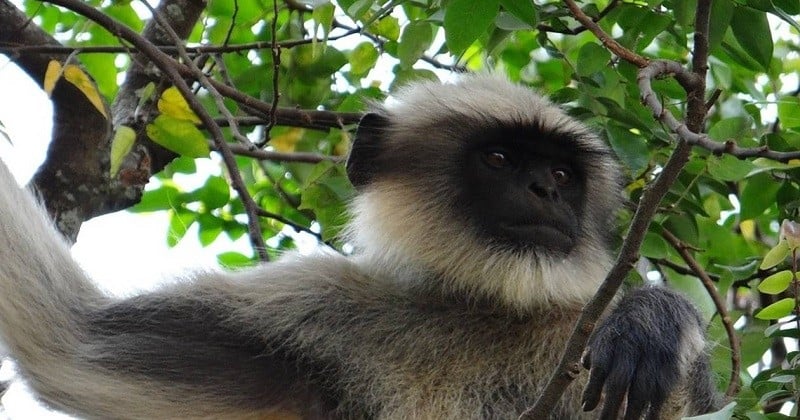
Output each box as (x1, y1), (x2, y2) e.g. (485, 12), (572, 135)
(499, 224), (575, 254)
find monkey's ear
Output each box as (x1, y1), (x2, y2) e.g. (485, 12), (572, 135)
(346, 112), (390, 189)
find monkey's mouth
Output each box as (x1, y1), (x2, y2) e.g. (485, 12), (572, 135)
(499, 223), (575, 253)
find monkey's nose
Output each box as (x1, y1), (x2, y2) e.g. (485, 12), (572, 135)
(529, 181), (560, 201)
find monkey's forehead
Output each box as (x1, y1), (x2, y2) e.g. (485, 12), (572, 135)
(379, 74), (604, 152)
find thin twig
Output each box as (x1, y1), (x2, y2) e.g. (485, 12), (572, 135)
(537, 0), (619, 35)
(652, 258), (721, 281)
(661, 229), (741, 396)
(265, 0), (281, 135)
(218, 143), (343, 164)
(562, 0), (649, 68)
(222, 0), (237, 47)
(0, 29), (361, 54)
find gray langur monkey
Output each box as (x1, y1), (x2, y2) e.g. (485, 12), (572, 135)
(0, 75), (722, 419)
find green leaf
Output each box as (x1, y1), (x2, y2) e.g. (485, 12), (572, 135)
(299, 161), (354, 240)
(777, 96), (800, 128)
(131, 185), (183, 212)
(708, 117), (752, 142)
(197, 214), (224, 246)
(730, 6), (773, 70)
(760, 239), (790, 269)
(198, 176), (230, 210)
(708, 0), (735, 52)
(312, 3), (335, 42)
(349, 42), (379, 76)
(398, 21), (434, 69)
(706, 154), (755, 182)
(576, 43), (611, 77)
(391, 67), (440, 90)
(755, 297), (796, 320)
(167, 209), (197, 247)
(499, 0), (537, 26)
(640, 231), (669, 259)
(682, 402), (737, 420)
(494, 11), (534, 30)
(755, 0), (800, 32)
(605, 124), (649, 174)
(146, 115), (210, 158)
(109, 125), (136, 177)
(739, 173), (781, 220)
(758, 270), (795, 294)
(444, 0), (500, 55)
(217, 251), (255, 268)
(370, 16), (401, 41)
(345, 0), (372, 22)
(103, 3), (143, 31)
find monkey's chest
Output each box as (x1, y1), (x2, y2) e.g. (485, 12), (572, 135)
(324, 312), (591, 419)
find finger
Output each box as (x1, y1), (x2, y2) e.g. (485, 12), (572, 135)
(645, 397), (665, 420)
(623, 396), (647, 420)
(626, 367), (665, 420)
(597, 356), (636, 420)
(581, 361), (608, 411)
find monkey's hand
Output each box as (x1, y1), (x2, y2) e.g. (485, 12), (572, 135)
(580, 287), (706, 420)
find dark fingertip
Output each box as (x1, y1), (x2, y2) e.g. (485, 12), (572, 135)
(581, 388), (601, 411)
(622, 400), (647, 420)
(599, 395), (624, 420)
(581, 400), (592, 412)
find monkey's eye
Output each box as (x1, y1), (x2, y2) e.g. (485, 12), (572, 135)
(551, 166), (573, 186)
(483, 150), (511, 169)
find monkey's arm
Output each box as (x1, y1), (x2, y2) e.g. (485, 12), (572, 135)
(0, 161), (336, 419)
(580, 287), (722, 420)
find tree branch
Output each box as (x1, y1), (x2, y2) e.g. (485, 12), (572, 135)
(0, 0), (112, 240)
(0, 30), (360, 55)
(562, 0), (649, 68)
(639, 61), (800, 162)
(221, 144), (342, 164)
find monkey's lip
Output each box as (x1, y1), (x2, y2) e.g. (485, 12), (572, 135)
(500, 223), (575, 251)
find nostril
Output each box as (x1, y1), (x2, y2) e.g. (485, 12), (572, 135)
(530, 184), (559, 200)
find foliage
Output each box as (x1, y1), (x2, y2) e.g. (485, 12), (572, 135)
(4, 0), (800, 417)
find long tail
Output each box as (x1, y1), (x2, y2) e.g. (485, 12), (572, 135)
(0, 160), (118, 412)
(0, 161), (302, 419)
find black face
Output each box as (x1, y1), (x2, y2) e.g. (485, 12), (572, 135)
(457, 126), (586, 254)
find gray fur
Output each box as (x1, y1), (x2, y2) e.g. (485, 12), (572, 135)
(0, 75), (716, 419)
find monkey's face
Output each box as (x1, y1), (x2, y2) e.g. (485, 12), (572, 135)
(457, 125), (586, 254)
(345, 76), (621, 307)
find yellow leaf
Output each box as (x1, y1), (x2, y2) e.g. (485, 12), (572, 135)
(271, 128), (304, 153)
(110, 125), (136, 177)
(333, 130), (351, 156)
(63, 65), (108, 119)
(157, 87), (201, 123)
(739, 219), (756, 240)
(43, 60), (62, 96)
